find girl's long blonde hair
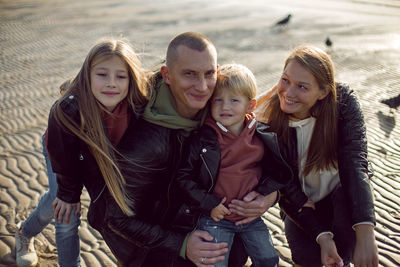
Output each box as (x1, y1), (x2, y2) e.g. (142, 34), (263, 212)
(54, 38), (149, 216)
(259, 45), (338, 176)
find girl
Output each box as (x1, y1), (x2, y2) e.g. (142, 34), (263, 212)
(15, 78), (82, 267)
(47, 38), (148, 243)
(256, 46), (378, 267)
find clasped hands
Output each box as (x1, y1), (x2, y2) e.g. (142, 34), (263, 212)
(186, 191), (277, 266)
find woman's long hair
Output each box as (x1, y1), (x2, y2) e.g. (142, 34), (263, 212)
(259, 46), (338, 176)
(53, 38), (149, 216)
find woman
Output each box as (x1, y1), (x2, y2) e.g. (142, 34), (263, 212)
(256, 45), (378, 267)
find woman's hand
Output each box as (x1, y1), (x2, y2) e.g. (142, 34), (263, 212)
(228, 191), (277, 225)
(353, 224), (379, 267)
(52, 197), (80, 224)
(318, 233), (344, 267)
(186, 230), (228, 267)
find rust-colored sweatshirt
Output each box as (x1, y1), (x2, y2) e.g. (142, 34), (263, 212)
(205, 114), (264, 222)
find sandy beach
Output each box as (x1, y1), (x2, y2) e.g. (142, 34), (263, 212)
(1, 0), (400, 266)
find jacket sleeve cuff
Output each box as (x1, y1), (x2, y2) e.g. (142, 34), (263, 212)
(316, 231), (334, 244)
(352, 221), (375, 230)
(179, 234), (190, 259)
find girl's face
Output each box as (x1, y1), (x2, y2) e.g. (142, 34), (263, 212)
(277, 60), (328, 120)
(211, 89), (254, 135)
(90, 55), (129, 112)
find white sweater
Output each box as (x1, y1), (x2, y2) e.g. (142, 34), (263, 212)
(289, 117), (340, 203)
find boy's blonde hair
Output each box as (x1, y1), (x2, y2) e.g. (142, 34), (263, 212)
(215, 64), (257, 99)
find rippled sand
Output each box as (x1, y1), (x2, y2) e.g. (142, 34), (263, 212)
(1, 0), (399, 266)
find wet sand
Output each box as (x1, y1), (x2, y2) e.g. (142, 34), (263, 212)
(1, 0), (400, 266)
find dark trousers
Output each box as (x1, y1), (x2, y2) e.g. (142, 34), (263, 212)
(284, 185), (355, 267)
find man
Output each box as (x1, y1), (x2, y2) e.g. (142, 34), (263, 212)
(158, 32), (279, 266)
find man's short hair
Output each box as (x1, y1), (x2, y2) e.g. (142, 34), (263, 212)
(166, 32), (216, 67)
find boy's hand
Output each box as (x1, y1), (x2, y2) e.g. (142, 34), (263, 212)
(211, 197), (231, 222)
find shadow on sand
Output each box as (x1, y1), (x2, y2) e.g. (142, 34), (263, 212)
(376, 111), (396, 138)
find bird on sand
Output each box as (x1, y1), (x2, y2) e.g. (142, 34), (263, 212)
(325, 37), (332, 47)
(275, 14), (292, 26)
(380, 93), (400, 110)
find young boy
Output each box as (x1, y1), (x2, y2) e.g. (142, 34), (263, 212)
(176, 64), (297, 267)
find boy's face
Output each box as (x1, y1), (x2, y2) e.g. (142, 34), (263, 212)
(211, 88), (254, 135)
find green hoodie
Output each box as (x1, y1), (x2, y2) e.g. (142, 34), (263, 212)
(142, 73), (208, 133)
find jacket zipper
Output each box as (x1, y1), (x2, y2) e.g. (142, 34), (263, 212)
(200, 152), (214, 192)
(166, 133), (184, 224)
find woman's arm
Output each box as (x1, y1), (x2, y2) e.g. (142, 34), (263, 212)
(336, 84), (376, 225)
(336, 84), (378, 266)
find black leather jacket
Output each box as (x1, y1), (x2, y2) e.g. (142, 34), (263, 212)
(47, 96), (187, 266)
(172, 121), (298, 229)
(103, 119), (190, 267)
(279, 83), (376, 240)
(47, 95), (110, 213)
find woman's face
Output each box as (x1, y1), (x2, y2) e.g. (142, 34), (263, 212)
(277, 60), (327, 120)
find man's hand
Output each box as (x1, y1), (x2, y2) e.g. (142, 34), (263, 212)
(228, 191), (277, 225)
(318, 233), (344, 267)
(353, 224), (378, 267)
(186, 230), (228, 267)
(211, 197), (231, 222)
(52, 197), (80, 224)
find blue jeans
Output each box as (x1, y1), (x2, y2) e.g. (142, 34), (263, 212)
(22, 135), (81, 267)
(198, 216), (278, 267)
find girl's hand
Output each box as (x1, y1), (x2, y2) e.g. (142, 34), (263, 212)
(318, 233), (344, 267)
(52, 197), (81, 224)
(211, 197), (230, 222)
(353, 224), (379, 267)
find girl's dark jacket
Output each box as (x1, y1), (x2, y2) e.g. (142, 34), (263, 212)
(47, 95), (109, 212)
(173, 120), (298, 228)
(278, 83), (376, 241)
(47, 96), (188, 267)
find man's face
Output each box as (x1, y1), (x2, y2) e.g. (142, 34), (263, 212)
(162, 45), (217, 119)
